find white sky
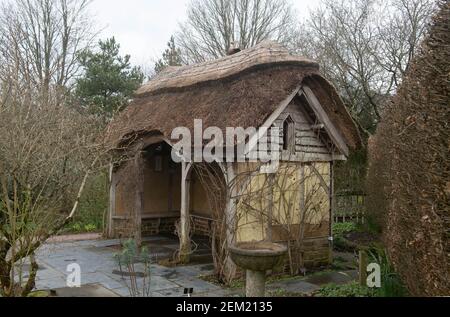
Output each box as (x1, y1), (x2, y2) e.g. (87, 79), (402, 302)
(90, 0), (319, 67)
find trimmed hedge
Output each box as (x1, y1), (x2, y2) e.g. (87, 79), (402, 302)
(366, 1), (449, 296)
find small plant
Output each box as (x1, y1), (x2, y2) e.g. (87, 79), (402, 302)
(332, 222), (358, 237)
(332, 222), (359, 251)
(83, 223), (98, 232)
(367, 247), (408, 297)
(114, 239), (152, 297)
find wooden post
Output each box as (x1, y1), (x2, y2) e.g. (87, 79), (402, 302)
(179, 161), (192, 263)
(134, 152), (144, 247)
(107, 163), (115, 238)
(224, 163), (237, 279)
(329, 162), (335, 264)
(359, 250), (368, 287)
(266, 174), (274, 242)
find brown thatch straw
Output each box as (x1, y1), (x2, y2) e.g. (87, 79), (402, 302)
(105, 41), (361, 151)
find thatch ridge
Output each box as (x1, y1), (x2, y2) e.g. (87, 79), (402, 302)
(137, 41), (318, 96)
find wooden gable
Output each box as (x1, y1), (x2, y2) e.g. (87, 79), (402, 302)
(254, 85), (348, 163)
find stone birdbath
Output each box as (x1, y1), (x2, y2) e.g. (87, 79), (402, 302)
(229, 242), (288, 297)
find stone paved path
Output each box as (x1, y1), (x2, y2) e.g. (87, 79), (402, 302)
(30, 235), (357, 297)
(34, 235), (227, 297)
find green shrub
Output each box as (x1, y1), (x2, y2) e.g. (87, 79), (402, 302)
(64, 172), (108, 234)
(333, 222), (358, 237)
(367, 247), (409, 297)
(114, 239), (152, 297)
(332, 222), (359, 251)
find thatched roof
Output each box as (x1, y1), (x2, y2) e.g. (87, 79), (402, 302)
(105, 41), (361, 151)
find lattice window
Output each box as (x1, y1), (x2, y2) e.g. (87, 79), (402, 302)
(283, 115), (295, 153)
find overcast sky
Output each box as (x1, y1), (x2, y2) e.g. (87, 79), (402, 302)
(90, 0), (319, 67)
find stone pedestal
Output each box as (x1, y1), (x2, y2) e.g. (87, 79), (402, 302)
(229, 242), (287, 298)
(246, 270), (266, 297)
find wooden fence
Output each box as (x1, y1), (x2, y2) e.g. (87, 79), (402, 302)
(333, 191), (366, 224)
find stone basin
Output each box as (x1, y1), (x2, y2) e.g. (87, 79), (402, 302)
(229, 242), (288, 297)
(229, 242), (288, 271)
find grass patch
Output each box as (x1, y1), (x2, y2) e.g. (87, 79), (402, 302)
(333, 222), (359, 237)
(314, 282), (376, 297)
(332, 222), (359, 252)
(267, 288), (307, 297)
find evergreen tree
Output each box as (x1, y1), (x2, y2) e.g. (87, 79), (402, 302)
(154, 36), (183, 74)
(76, 37), (144, 119)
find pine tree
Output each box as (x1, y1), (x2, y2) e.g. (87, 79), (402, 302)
(75, 37), (144, 120)
(154, 36), (183, 74)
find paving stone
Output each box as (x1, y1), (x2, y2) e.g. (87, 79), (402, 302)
(171, 277), (222, 292)
(303, 270), (357, 286)
(160, 268), (184, 280)
(155, 287), (186, 297)
(36, 277), (68, 290)
(99, 280), (128, 290)
(81, 272), (126, 290)
(149, 264), (176, 276)
(194, 289), (235, 298)
(35, 266), (65, 281)
(33, 235), (355, 298)
(111, 286), (159, 297)
(268, 279), (320, 294)
(172, 264), (212, 277)
(91, 239), (122, 248)
(149, 275), (180, 291)
(53, 283), (120, 297)
(110, 287), (131, 297)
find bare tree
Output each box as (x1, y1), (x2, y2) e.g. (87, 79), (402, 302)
(376, 0), (436, 87)
(0, 0), (107, 295)
(295, 0), (435, 133)
(0, 74), (109, 296)
(176, 0), (299, 63)
(0, 0), (96, 103)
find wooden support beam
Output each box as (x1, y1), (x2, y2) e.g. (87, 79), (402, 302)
(107, 163), (115, 238)
(299, 164), (306, 243)
(179, 161), (192, 263)
(329, 162), (335, 264)
(134, 152), (144, 246)
(266, 174), (275, 242)
(224, 162), (237, 280)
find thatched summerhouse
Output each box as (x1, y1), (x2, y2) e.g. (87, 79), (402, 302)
(105, 41), (361, 275)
